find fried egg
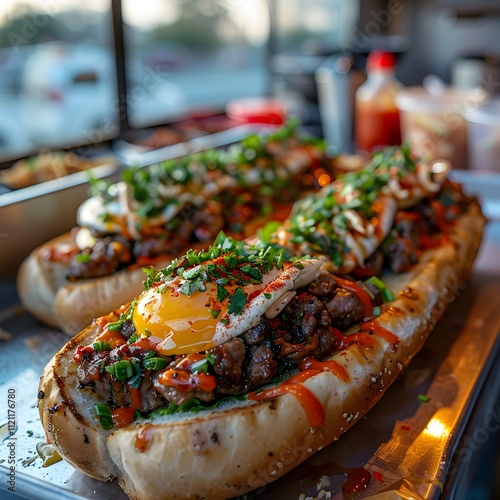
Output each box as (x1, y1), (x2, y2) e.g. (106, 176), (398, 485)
(132, 258), (322, 356)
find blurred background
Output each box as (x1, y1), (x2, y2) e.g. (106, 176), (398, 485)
(0, 0), (499, 162)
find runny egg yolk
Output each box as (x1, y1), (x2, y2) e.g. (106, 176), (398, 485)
(132, 284), (229, 356)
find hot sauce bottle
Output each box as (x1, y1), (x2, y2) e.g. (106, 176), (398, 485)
(355, 50), (403, 153)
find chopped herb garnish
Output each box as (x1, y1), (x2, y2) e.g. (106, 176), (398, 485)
(191, 357), (209, 374)
(105, 360), (136, 381)
(74, 253), (91, 263)
(417, 394), (430, 403)
(107, 301), (137, 331)
(216, 284), (230, 303)
(94, 403), (113, 430)
(142, 357), (169, 371)
(365, 276), (395, 303)
(93, 341), (111, 352)
(228, 288), (247, 315)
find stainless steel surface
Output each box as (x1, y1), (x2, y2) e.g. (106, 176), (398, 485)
(0, 161), (120, 280)
(0, 172), (499, 499)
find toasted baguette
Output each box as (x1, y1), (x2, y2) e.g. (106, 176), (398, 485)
(37, 199), (485, 499)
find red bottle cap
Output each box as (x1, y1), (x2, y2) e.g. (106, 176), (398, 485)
(367, 50), (396, 71)
(226, 97), (287, 125)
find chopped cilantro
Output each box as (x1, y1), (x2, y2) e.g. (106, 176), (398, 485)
(228, 288), (247, 315)
(216, 284), (229, 303)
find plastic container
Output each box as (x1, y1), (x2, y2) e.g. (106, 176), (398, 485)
(395, 86), (487, 169)
(464, 97), (500, 171)
(354, 50), (403, 153)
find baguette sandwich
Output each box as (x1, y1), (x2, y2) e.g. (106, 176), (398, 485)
(37, 145), (485, 499)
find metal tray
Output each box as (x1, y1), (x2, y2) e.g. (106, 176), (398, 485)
(0, 159), (120, 280)
(0, 175), (499, 500)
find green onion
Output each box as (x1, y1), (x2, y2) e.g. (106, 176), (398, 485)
(365, 276), (386, 290)
(210, 308), (221, 319)
(94, 403), (114, 430)
(75, 253), (91, 263)
(381, 288), (395, 302)
(106, 320), (123, 331)
(417, 394), (430, 403)
(372, 306), (381, 317)
(365, 276), (395, 303)
(143, 350), (156, 360)
(127, 333), (139, 344)
(178, 398), (201, 412)
(107, 301), (137, 331)
(105, 360), (135, 381)
(93, 341), (111, 352)
(127, 362), (142, 389)
(142, 357), (169, 371)
(191, 358), (209, 374)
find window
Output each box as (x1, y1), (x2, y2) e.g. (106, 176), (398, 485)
(122, 0), (271, 128)
(0, 0), (118, 162)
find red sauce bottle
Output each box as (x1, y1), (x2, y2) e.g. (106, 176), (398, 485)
(355, 50), (403, 153)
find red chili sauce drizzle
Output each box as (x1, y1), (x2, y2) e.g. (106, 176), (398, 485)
(135, 423), (155, 453)
(248, 369), (325, 428)
(248, 319), (399, 428)
(360, 320), (399, 350)
(111, 386), (141, 428)
(334, 276), (373, 318)
(157, 353), (217, 392)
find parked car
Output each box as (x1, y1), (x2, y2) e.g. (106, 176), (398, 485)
(0, 46), (32, 156)
(18, 42), (119, 149)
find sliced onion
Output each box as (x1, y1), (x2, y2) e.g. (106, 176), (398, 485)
(265, 290), (297, 319)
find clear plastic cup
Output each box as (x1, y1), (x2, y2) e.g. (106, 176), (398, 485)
(395, 86), (487, 169)
(463, 97), (500, 171)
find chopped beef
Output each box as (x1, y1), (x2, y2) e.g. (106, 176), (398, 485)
(326, 287), (365, 330)
(287, 294), (324, 340)
(77, 350), (109, 386)
(151, 370), (214, 406)
(395, 212), (420, 243)
(245, 344), (278, 389)
(138, 377), (164, 412)
(210, 338), (246, 387)
(382, 211), (421, 274)
(75, 268), (383, 413)
(120, 319), (136, 340)
(67, 236), (132, 281)
(274, 334), (319, 360)
(240, 320), (272, 345)
(111, 379), (130, 407)
(362, 249), (384, 277)
(385, 237), (417, 274)
(191, 202), (225, 242)
(359, 281), (383, 307)
(133, 234), (187, 259)
(308, 272), (337, 297)
(312, 327), (338, 359)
